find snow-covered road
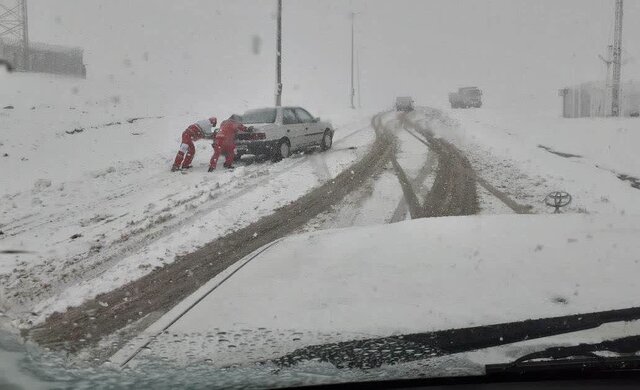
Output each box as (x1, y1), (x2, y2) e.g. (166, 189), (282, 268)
(305, 109), (521, 233)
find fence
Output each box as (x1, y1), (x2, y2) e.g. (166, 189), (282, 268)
(0, 39), (86, 78)
(559, 81), (640, 118)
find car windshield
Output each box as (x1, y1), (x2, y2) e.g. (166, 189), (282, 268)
(2, 0), (640, 389)
(241, 108), (277, 124)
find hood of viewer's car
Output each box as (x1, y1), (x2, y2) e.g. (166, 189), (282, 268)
(113, 214), (640, 368)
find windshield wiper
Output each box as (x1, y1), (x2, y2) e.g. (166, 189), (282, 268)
(499, 335), (640, 366)
(486, 335), (640, 377)
(270, 306), (640, 369)
(509, 346), (604, 366)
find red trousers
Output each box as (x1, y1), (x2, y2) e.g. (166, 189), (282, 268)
(210, 139), (235, 169)
(173, 135), (196, 169)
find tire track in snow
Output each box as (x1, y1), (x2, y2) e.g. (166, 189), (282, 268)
(389, 198), (409, 223)
(375, 111), (479, 219)
(372, 112), (424, 221)
(389, 149), (438, 223)
(389, 155), (423, 219)
(402, 113), (532, 215)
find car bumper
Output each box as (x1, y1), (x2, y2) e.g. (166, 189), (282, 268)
(236, 139), (279, 156)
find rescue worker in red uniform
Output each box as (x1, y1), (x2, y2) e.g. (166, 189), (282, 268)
(209, 114), (251, 171)
(172, 117), (217, 172)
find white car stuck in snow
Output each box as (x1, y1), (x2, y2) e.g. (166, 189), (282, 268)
(235, 107), (334, 162)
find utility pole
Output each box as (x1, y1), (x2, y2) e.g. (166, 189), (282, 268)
(611, 0), (623, 117)
(21, 0), (27, 69)
(0, 0), (29, 70)
(275, 0), (282, 107)
(350, 12), (356, 109)
(599, 45), (613, 115)
(356, 48), (362, 108)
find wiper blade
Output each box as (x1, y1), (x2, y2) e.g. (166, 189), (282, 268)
(486, 356), (640, 378)
(513, 335), (640, 365)
(271, 307), (640, 369)
(509, 346), (605, 366)
(487, 335), (640, 375)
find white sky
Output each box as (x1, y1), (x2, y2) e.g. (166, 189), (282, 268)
(25, 0), (640, 112)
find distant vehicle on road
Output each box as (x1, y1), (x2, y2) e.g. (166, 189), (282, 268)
(235, 107), (334, 162)
(449, 87), (483, 108)
(395, 96), (415, 112)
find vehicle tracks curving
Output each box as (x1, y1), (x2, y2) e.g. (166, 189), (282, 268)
(374, 111), (479, 219)
(403, 112), (533, 215)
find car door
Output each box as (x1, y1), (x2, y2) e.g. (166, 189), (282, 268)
(281, 108), (303, 150)
(293, 107), (323, 146)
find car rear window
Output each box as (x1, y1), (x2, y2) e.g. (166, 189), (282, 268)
(241, 108), (277, 124)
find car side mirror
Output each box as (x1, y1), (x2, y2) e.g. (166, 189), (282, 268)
(313, 117), (320, 123)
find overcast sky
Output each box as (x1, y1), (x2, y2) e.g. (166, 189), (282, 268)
(26, 0), (640, 112)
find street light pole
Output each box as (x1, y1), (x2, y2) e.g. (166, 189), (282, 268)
(356, 47), (361, 108)
(598, 45), (613, 115)
(21, 0), (29, 70)
(350, 12), (355, 109)
(275, 0), (282, 107)
(22, 0), (31, 71)
(611, 0), (623, 117)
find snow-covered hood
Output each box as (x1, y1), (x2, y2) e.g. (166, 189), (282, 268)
(113, 214), (640, 368)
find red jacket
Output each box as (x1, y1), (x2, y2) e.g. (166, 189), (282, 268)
(184, 124), (205, 142)
(216, 119), (248, 146)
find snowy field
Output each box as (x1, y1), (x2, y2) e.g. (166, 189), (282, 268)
(0, 73), (376, 327)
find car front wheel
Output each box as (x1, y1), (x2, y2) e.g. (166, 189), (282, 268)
(320, 130), (333, 151)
